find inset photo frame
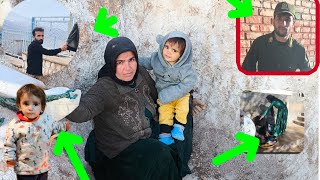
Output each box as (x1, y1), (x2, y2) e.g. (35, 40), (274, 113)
(236, 0), (319, 75)
(240, 90), (305, 153)
(0, 0), (79, 79)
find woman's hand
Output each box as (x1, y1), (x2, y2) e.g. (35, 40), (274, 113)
(192, 98), (207, 116)
(49, 134), (59, 147)
(266, 131), (270, 137)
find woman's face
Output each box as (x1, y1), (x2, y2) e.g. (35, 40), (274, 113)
(115, 51), (137, 81)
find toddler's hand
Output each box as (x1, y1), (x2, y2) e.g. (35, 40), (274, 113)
(192, 98), (207, 116)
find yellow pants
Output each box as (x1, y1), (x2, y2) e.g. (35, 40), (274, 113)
(157, 93), (190, 126)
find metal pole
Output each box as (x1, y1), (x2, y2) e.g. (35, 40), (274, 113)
(54, 36), (56, 48)
(31, 17), (35, 42)
(68, 13), (73, 34)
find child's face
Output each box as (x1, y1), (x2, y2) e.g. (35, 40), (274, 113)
(162, 41), (182, 65)
(18, 93), (43, 120)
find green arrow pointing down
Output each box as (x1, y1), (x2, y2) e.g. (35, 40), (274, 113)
(53, 131), (89, 180)
(94, 7), (119, 37)
(212, 132), (259, 166)
(227, 0), (253, 18)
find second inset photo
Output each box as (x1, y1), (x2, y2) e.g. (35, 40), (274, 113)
(240, 90), (305, 153)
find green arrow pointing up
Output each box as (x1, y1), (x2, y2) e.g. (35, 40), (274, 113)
(227, 0), (253, 18)
(53, 131), (89, 180)
(94, 7), (119, 37)
(212, 132), (259, 166)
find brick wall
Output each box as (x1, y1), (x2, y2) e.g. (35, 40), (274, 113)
(240, 0), (316, 68)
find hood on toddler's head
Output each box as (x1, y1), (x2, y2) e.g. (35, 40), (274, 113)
(156, 31), (193, 68)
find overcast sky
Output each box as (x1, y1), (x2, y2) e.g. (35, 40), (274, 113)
(7, 0), (70, 19)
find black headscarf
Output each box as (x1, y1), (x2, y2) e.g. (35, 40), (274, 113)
(266, 95), (281, 103)
(98, 37), (139, 86)
(266, 95), (282, 117)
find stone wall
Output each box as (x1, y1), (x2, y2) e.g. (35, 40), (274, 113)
(8, 53), (71, 76)
(0, 0), (318, 179)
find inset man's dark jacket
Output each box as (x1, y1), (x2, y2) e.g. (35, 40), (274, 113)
(242, 32), (311, 72)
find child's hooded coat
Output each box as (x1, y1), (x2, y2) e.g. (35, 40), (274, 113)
(140, 31), (197, 104)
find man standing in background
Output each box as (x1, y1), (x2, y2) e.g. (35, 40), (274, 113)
(26, 27), (67, 78)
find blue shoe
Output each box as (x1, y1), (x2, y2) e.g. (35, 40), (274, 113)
(159, 133), (174, 145)
(171, 124), (185, 141)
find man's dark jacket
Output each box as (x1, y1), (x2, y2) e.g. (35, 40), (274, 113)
(26, 41), (61, 75)
(242, 32), (311, 72)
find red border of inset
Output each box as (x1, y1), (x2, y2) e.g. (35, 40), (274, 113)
(236, 0), (319, 75)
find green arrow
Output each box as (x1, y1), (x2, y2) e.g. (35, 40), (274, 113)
(94, 7), (119, 37)
(53, 131), (89, 180)
(212, 132), (259, 166)
(227, 0), (253, 18)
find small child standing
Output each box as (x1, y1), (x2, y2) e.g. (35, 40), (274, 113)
(3, 84), (69, 180)
(140, 31), (197, 145)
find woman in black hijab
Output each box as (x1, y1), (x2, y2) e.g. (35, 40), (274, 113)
(260, 95), (288, 145)
(67, 37), (188, 179)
